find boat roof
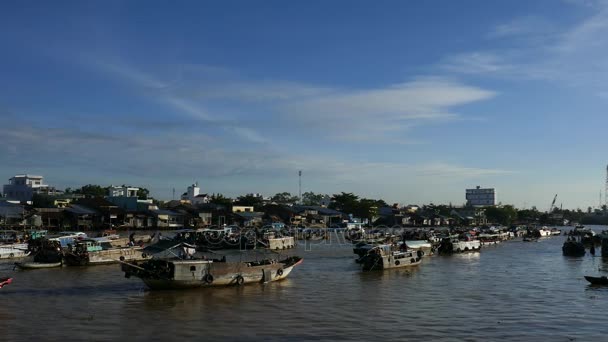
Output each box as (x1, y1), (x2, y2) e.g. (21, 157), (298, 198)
(143, 240), (197, 253)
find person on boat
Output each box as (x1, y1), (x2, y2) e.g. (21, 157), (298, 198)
(127, 233), (136, 246)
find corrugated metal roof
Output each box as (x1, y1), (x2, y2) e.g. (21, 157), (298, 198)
(66, 204), (97, 215)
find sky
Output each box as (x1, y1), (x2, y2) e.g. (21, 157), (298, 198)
(1, 0), (607, 209)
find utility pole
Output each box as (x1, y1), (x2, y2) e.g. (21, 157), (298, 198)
(298, 170), (302, 204)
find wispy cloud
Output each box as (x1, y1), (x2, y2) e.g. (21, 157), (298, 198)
(441, 3), (608, 93)
(89, 59), (268, 143)
(486, 15), (557, 39)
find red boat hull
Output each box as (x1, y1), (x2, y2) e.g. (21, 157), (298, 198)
(0, 277), (12, 288)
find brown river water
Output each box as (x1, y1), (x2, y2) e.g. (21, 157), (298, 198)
(1, 227), (607, 341)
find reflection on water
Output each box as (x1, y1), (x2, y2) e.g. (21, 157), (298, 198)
(2, 226), (608, 341)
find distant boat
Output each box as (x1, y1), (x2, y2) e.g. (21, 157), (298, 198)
(584, 275), (608, 285)
(358, 244), (423, 271)
(562, 240), (585, 256)
(538, 227), (552, 237)
(63, 239), (148, 266)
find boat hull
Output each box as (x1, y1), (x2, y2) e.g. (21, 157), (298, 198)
(124, 257), (303, 290)
(64, 247), (149, 266)
(15, 261), (62, 269)
(0, 277), (12, 288)
(585, 276), (608, 285)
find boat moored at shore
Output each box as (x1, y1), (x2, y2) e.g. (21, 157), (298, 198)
(63, 239), (149, 266)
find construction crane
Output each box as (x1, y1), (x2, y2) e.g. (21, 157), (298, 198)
(549, 194), (558, 213)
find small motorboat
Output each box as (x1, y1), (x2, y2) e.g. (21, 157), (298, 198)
(0, 277), (12, 288)
(14, 261), (62, 270)
(584, 276), (608, 285)
(523, 237), (538, 242)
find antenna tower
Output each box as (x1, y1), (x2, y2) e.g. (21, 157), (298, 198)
(605, 164), (608, 207)
(298, 170), (302, 203)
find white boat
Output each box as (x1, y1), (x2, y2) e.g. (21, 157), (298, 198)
(550, 228), (562, 236)
(48, 232), (87, 247)
(538, 227), (552, 237)
(359, 244), (423, 271)
(438, 237), (481, 253)
(0, 243), (30, 259)
(404, 240), (433, 255)
(14, 261), (62, 269)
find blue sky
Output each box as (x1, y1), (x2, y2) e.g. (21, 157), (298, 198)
(1, 0), (607, 209)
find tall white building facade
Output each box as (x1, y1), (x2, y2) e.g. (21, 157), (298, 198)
(466, 186), (496, 207)
(181, 182), (209, 205)
(3, 174), (60, 203)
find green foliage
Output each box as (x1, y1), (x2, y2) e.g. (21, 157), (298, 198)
(329, 192), (360, 214)
(32, 194), (55, 208)
(137, 188), (150, 200)
(209, 193), (233, 208)
(271, 192), (299, 204)
(234, 194), (264, 210)
(301, 192), (326, 206)
(484, 205), (518, 225)
(329, 192), (387, 222)
(74, 184), (108, 197)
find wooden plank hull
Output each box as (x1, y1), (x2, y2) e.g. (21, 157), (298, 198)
(15, 261), (62, 269)
(64, 247), (149, 266)
(125, 257), (303, 290)
(585, 276), (608, 285)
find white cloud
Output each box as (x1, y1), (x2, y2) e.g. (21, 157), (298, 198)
(486, 15), (557, 39)
(442, 4), (608, 93)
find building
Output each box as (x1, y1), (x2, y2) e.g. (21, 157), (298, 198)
(107, 185), (153, 211)
(108, 186), (139, 198)
(180, 182), (210, 205)
(2, 174), (61, 203)
(466, 186), (496, 207)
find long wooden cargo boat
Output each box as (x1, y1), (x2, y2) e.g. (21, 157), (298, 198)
(121, 254), (303, 290)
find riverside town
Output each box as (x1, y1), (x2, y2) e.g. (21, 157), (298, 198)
(4, 1), (608, 340)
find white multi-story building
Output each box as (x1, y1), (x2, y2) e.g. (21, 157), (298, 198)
(2, 174), (61, 203)
(181, 182), (209, 205)
(108, 186), (139, 198)
(466, 186), (496, 207)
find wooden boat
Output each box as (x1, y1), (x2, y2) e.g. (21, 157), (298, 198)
(14, 261), (62, 269)
(63, 239), (149, 266)
(437, 236), (481, 254)
(584, 276), (608, 285)
(359, 244), (423, 271)
(120, 244), (303, 290)
(562, 240), (585, 256)
(0, 277), (12, 288)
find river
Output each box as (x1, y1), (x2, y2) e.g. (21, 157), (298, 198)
(1, 227), (607, 341)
